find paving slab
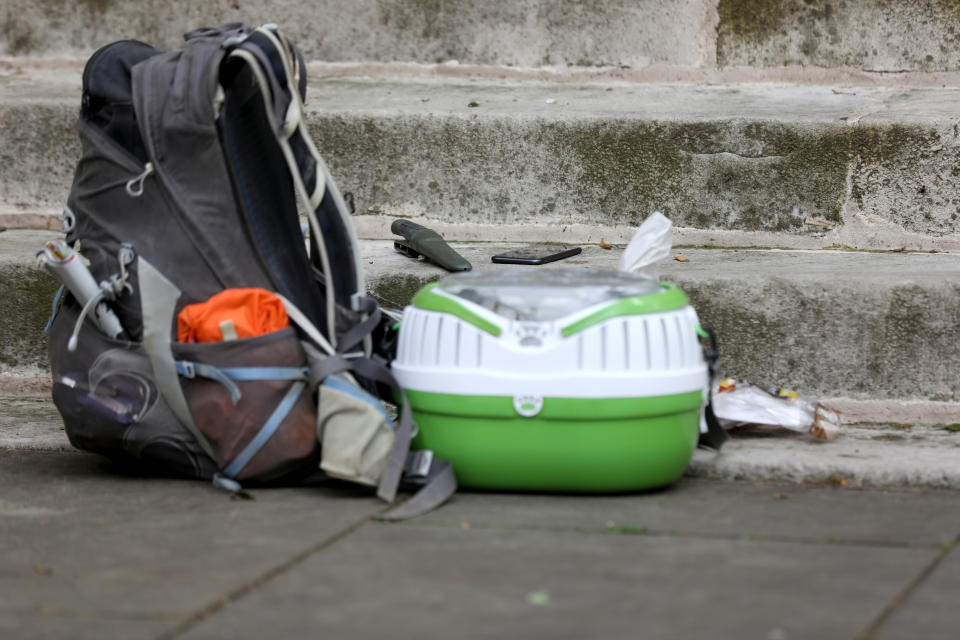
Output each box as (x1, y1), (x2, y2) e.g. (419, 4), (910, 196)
(876, 548), (960, 640)
(413, 479), (960, 548)
(0, 614), (172, 640)
(5, 67), (960, 248)
(0, 450), (384, 639)
(4, 451), (959, 639)
(177, 515), (938, 640)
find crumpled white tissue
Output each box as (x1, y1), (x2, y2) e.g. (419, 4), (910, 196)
(618, 211), (672, 276)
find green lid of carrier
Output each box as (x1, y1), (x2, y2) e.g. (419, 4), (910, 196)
(413, 269), (689, 337)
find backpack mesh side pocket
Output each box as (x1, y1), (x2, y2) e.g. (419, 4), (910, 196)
(171, 327), (319, 483)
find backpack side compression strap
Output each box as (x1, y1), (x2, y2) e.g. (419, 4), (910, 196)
(138, 258), (218, 461)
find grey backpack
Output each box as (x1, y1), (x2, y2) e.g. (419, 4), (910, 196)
(43, 23), (454, 519)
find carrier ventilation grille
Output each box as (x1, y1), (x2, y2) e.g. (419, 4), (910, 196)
(397, 307), (701, 373)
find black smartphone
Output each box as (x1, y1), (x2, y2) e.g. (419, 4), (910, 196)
(491, 245), (582, 265)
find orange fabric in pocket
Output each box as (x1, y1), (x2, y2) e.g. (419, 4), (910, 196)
(177, 288), (289, 343)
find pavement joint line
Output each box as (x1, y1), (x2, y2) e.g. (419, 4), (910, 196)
(391, 519), (950, 552)
(856, 533), (960, 640)
(152, 506), (390, 640)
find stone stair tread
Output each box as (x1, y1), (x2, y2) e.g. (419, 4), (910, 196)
(4, 229), (959, 424)
(5, 62), (960, 122)
(3, 66), (960, 249)
(5, 392), (959, 488)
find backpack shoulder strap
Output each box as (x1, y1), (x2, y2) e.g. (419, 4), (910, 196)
(222, 26), (366, 349)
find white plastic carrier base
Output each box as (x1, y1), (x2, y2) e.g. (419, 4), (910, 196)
(392, 269), (709, 492)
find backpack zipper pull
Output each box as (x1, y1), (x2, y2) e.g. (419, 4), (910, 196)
(125, 162), (154, 197)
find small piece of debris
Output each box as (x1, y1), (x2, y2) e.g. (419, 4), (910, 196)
(674, 255), (690, 262)
(804, 216), (833, 229)
(823, 473), (853, 487)
(460, 520), (472, 530)
(599, 239), (612, 250)
(545, 98), (558, 104)
(775, 492), (789, 500)
(467, 101), (480, 108)
(527, 590), (551, 606)
(33, 563), (54, 577)
(892, 246), (907, 252)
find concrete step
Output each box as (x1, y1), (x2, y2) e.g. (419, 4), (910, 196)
(3, 65), (960, 251)
(4, 228), (959, 425)
(2, 0), (960, 74)
(5, 393), (960, 489)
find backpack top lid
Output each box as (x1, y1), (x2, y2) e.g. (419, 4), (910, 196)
(82, 40), (160, 164)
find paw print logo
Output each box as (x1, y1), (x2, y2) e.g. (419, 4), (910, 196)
(513, 395), (544, 417)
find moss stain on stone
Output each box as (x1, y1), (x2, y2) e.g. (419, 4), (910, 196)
(547, 118), (848, 231)
(369, 273), (436, 309)
(717, 0), (789, 42)
(0, 267), (59, 368)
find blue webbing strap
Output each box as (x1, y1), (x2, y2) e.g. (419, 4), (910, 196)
(176, 360), (242, 405)
(44, 285), (65, 334)
(223, 380), (306, 479)
(175, 361), (309, 405)
(219, 366), (309, 381)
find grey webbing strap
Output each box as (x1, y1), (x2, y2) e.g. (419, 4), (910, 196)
(349, 357), (416, 503)
(137, 259), (217, 461)
(377, 459), (457, 522)
(307, 353), (352, 390)
(337, 297), (381, 354)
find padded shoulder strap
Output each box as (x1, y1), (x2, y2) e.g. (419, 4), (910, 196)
(223, 26), (366, 350)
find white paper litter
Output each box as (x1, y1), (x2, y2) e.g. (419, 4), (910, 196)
(618, 211), (672, 277)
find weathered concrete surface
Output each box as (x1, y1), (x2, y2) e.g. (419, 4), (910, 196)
(0, 0), (709, 68)
(876, 550), (960, 640)
(3, 449), (958, 639)
(359, 240), (960, 410)
(0, 450), (384, 640)
(4, 67), (960, 247)
(178, 511), (945, 640)
(6, 0), (960, 75)
(0, 230), (60, 372)
(690, 425), (960, 490)
(0, 395), (67, 450)
(416, 481), (960, 547)
(6, 230), (960, 417)
(718, 0), (960, 72)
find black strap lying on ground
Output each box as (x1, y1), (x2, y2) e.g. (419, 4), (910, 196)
(698, 326), (728, 450)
